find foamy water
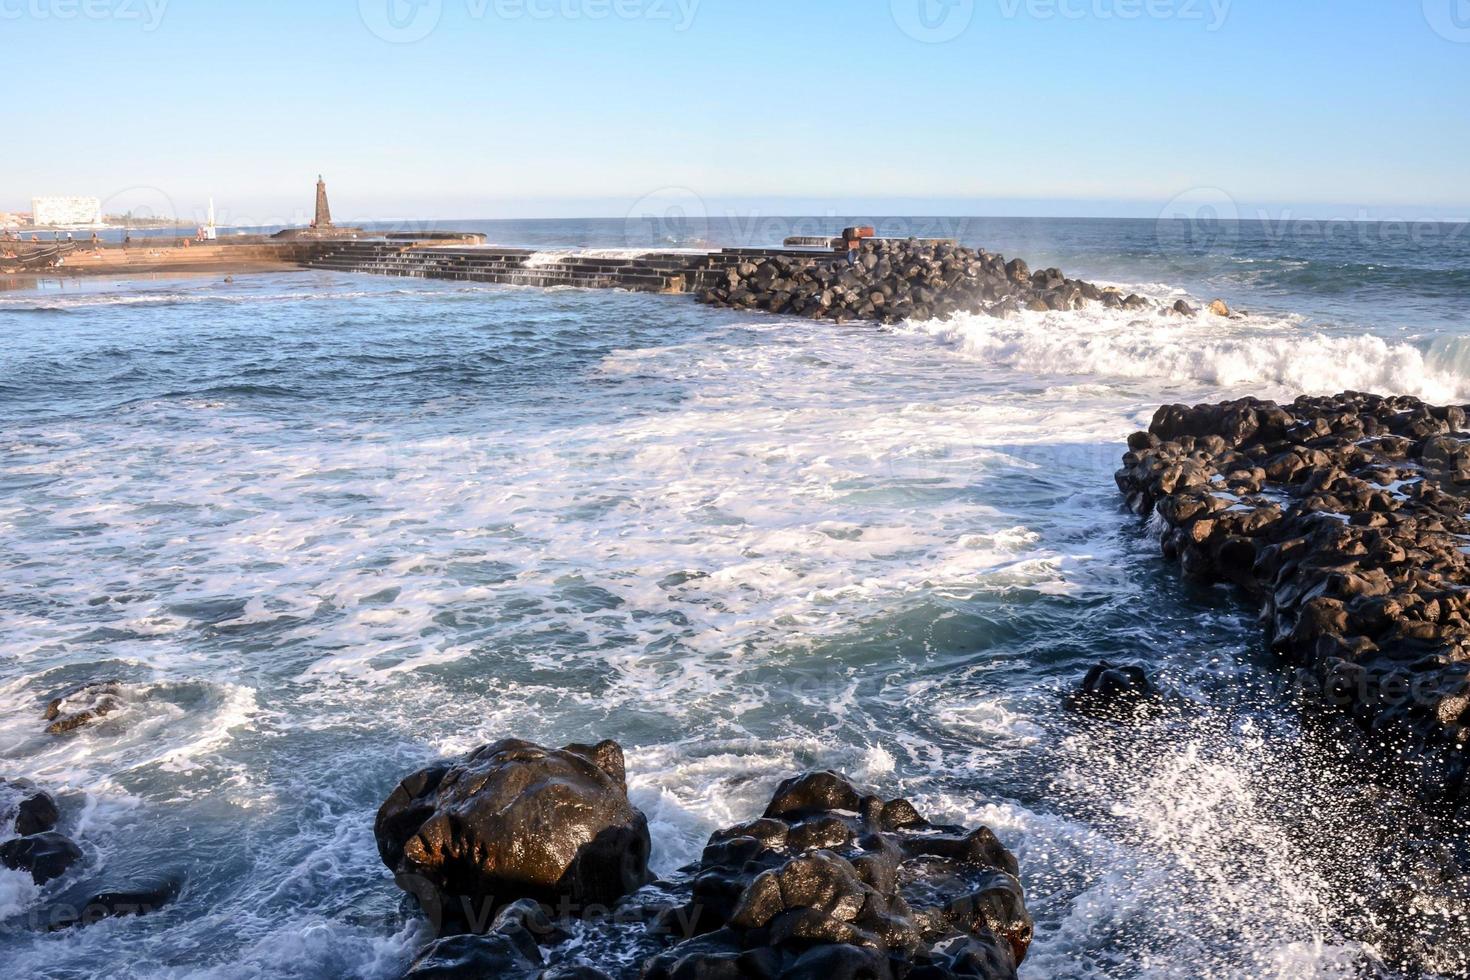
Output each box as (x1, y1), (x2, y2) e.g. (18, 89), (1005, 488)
(1, 247), (1466, 978)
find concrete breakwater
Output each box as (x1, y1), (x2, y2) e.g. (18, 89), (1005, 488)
(302, 240), (823, 295)
(301, 238), (1206, 326)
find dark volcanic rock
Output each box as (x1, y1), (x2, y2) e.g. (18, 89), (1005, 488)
(47, 877), (180, 930)
(403, 900), (566, 978)
(1116, 392), (1470, 797)
(695, 238), (1186, 326)
(643, 770), (1029, 980)
(376, 739), (652, 936)
(1065, 661), (1162, 722)
(0, 831), (82, 885)
(1, 779), (60, 836)
(15, 792), (61, 837)
(383, 754), (1030, 979)
(401, 898), (609, 978)
(43, 681), (123, 735)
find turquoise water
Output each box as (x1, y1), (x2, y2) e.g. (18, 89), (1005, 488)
(1, 218), (1468, 978)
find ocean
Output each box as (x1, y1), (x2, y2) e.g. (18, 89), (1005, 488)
(2, 216), (1468, 978)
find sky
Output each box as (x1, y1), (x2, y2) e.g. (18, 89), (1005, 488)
(2, 0), (1468, 224)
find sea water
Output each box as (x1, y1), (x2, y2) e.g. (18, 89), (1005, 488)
(2, 217), (1469, 978)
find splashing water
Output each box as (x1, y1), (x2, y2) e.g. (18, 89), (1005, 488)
(3, 213), (1470, 978)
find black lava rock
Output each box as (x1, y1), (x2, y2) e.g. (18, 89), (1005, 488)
(376, 739), (652, 936)
(1066, 661), (1162, 721)
(1116, 392), (1470, 793)
(0, 831), (82, 885)
(1, 779), (60, 837)
(643, 770), (1029, 979)
(47, 877), (180, 930)
(694, 238), (1189, 327)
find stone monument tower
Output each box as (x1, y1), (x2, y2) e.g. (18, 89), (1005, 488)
(313, 175), (333, 229)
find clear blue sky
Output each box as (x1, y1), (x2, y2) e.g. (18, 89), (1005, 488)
(4, 0), (1468, 224)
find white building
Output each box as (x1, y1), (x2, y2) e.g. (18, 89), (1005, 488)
(31, 196), (103, 228)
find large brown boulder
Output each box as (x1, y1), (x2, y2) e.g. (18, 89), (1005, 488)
(376, 738), (652, 936)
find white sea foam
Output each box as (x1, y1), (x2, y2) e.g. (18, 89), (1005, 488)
(2, 271), (1452, 976)
(904, 304), (1467, 403)
(522, 248), (675, 267)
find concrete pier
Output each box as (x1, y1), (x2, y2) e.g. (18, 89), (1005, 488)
(300, 240), (845, 295)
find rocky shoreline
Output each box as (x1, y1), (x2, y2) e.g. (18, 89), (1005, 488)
(696, 238), (1220, 324)
(375, 739), (1030, 979)
(1116, 392), (1470, 800)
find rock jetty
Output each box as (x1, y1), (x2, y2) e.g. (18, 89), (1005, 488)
(1116, 392), (1470, 798)
(379, 741), (1029, 979)
(697, 238), (1163, 325)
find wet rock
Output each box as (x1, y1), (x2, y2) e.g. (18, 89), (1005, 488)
(1116, 392), (1470, 798)
(644, 770), (1028, 980)
(43, 681), (123, 735)
(1208, 298), (1231, 317)
(1171, 299), (1198, 316)
(15, 792), (60, 837)
(693, 238), (1202, 327)
(1065, 661), (1161, 722)
(403, 933), (540, 979)
(0, 831), (82, 885)
(47, 877), (180, 930)
(402, 899), (569, 978)
(1, 779), (60, 836)
(376, 739), (652, 936)
(383, 757), (1032, 979)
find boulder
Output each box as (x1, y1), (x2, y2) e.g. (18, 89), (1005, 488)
(0, 831), (82, 885)
(376, 739), (652, 936)
(382, 758), (1032, 979)
(43, 681), (123, 735)
(1, 779), (60, 836)
(15, 791), (60, 837)
(1065, 661), (1162, 722)
(47, 877), (180, 930)
(645, 770), (1028, 980)
(402, 900), (565, 978)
